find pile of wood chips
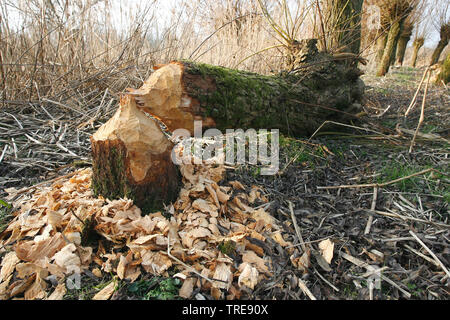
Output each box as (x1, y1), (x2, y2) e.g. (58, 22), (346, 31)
(0, 158), (301, 300)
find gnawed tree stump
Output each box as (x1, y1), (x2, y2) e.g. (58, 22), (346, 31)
(91, 39), (365, 209)
(90, 95), (179, 212)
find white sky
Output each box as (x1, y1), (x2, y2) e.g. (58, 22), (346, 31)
(3, 0), (447, 48)
(104, 0), (448, 48)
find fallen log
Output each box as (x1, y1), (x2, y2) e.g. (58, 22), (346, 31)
(128, 40), (365, 136)
(91, 39), (365, 210)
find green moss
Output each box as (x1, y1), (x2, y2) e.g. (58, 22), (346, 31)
(0, 199), (13, 234)
(180, 60), (359, 137)
(126, 277), (182, 300)
(218, 240), (236, 256)
(436, 53), (450, 84)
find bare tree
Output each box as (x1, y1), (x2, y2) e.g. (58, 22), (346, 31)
(410, 36), (425, 67)
(394, 0), (428, 66)
(375, 0), (417, 76)
(409, 8), (431, 67)
(429, 1), (449, 65)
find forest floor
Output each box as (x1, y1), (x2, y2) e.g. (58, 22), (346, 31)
(0, 66), (449, 300)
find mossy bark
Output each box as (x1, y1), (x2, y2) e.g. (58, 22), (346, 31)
(436, 53), (450, 84)
(377, 21), (401, 77)
(395, 24), (413, 66)
(322, 0), (364, 54)
(180, 62), (362, 136)
(410, 38), (424, 67)
(375, 34), (388, 65)
(377, 20), (402, 76)
(134, 40), (365, 137)
(429, 39), (449, 66)
(429, 24), (449, 66)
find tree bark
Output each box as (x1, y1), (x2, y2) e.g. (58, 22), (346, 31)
(90, 95), (180, 213)
(395, 23), (413, 66)
(377, 19), (402, 76)
(410, 37), (424, 67)
(321, 0), (364, 54)
(375, 33), (388, 65)
(429, 23), (449, 66)
(435, 53), (450, 84)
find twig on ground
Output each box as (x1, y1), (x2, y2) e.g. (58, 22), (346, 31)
(367, 209), (450, 229)
(409, 231), (450, 279)
(409, 70), (431, 153)
(403, 244), (440, 267)
(339, 251), (411, 298)
(364, 187), (378, 235)
(404, 66), (430, 117)
(288, 201), (306, 252)
(317, 168), (435, 190)
(298, 278), (317, 300)
(313, 268), (339, 292)
(166, 235), (216, 285)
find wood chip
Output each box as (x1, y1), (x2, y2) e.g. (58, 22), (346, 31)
(92, 280), (116, 300)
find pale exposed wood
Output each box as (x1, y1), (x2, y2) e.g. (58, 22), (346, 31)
(364, 187), (378, 235)
(298, 278), (317, 300)
(128, 63), (201, 134)
(93, 95), (173, 183)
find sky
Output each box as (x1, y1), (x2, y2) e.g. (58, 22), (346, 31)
(3, 0), (448, 48)
(113, 0), (447, 48)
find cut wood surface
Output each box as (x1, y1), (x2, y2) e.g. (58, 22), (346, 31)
(90, 95), (179, 212)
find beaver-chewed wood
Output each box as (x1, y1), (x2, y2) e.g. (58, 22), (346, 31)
(90, 95), (179, 213)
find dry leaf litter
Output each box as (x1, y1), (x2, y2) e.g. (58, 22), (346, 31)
(0, 157), (334, 300)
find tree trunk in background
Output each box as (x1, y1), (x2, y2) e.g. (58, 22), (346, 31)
(410, 37), (424, 67)
(429, 23), (450, 66)
(395, 23), (413, 66)
(377, 19), (402, 76)
(375, 34), (388, 65)
(322, 0), (364, 54)
(435, 53), (450, 84)
(389, 30), (402, 67)
(91, 95), (180, 213)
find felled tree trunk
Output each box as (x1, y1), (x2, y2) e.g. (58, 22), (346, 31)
(128, 40), (364, 137)
(91, 39), (364, 209)
(90, 95), (180, 213)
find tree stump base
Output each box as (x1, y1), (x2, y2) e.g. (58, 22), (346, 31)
(90, 95), (179, 213)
